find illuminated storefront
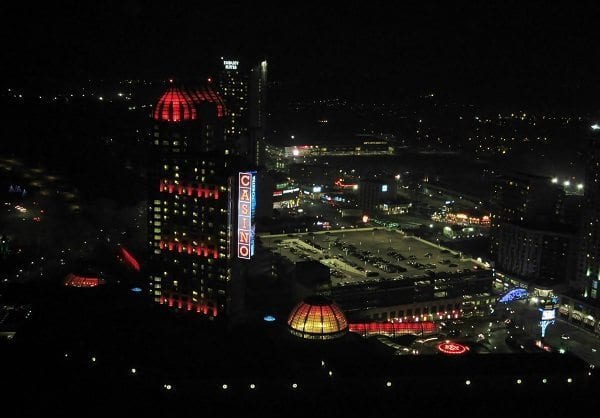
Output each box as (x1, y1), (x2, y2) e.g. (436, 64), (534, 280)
(273, 185), (300, 208)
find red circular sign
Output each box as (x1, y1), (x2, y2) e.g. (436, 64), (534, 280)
(437, 342), (469, 355)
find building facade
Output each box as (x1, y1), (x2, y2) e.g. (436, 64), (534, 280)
(575, 128), (600, 300)
(490, 172), (564, 256)
(148, 84), (242, 317)
(248, 60), (268, 168)
(495, 222), (576, 285)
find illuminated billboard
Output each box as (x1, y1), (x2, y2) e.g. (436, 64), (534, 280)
(541, 307), (556, 321)
(238, 172), (256, 259)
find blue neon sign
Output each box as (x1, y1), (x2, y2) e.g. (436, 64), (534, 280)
(499, 288), (528, 304)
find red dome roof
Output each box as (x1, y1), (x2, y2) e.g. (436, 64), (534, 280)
(153, 87), (198, 122)
(287, 295), (348, 340)
(153, 85), (227, 122)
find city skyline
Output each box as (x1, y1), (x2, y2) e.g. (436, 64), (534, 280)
(2, 3), (600, 416)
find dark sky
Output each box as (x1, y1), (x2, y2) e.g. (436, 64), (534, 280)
(3, 1), (600, 104)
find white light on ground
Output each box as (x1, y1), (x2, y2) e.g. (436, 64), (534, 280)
(386, 381), (392, 387)
(130, 368), (136, 374)
(222, 384), (228, 390)
(551, 177), (558, 184)
(465, 380), (471, 385)
(567, 378), (573, 383)
(516, 379), (522, 384)
(542, 378), (547, 384)
(249, 383), (256, 389)
(328, 371), (333, 377)
(164, 384), (172, 390)
(292, 383), (298, 389)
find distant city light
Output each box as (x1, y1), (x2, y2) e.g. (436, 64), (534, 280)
(563, 180), (570, 187)
(551, 177), (558, 184)
(577, 183), (584, 190)
(591, 124), (600, 130)
(131, 287), (142, 293)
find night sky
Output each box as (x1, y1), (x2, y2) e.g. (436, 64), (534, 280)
(3, 1), (600, 104)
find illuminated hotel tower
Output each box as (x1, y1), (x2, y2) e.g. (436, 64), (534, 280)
(218, 58), (247, 139)
(148, 83), (244, 316)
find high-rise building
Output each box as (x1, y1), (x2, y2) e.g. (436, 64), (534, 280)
(495, 222), (576, 285)
(574, 126), (600, 299)
(218, 58), (247, 140)
(489, 172), (564, 256)
(148, 82), (253, 317)
(248, 60), (268, 168)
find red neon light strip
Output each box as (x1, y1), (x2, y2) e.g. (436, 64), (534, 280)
(334, 180), (358, 189)
(159, 241), (219, 259)
(348, 322), (437, 335)
(159, 180), (220, 200)
(120, 247), (141, 271)
(158, 294), (218, 316)
(64, 273), (105, 288)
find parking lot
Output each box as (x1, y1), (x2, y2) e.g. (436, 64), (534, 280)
(260, 228), (485, 286)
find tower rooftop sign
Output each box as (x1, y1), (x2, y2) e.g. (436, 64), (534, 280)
(223, 59), (239, 70)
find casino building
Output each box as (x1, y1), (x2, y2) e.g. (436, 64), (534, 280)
(147, 82), (256, 317)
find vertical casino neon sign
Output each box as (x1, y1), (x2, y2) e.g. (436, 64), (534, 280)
(238, 172), (256, 259)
